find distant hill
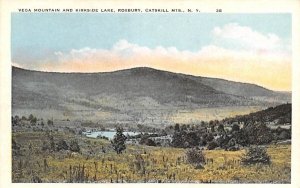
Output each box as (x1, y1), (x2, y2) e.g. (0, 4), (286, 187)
(223, 103), (292, 125)
(12, 66), (291, 125)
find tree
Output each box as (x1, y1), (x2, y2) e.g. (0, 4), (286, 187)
(30, 117), (37, 126)
(28, 114), (34, 121)
(235, 129), (249, 146)
(232, 123), (240, 132)
(244, 123), (273, 145)
(69, 140), (80, 152)
(171, 129), (185, 148)
(184, 132), (200, 148)
(217, 124), (225, 133)
(207, 140), (218, 150)
(47, 119), (54, 126)
(111, 127), (127, 154)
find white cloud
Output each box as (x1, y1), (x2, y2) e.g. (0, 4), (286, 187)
(48, 37), (290, 73)
(52, 22), (291, 64)
(212, 23), (289, 54)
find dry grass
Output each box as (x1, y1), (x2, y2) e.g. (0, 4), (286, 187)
(12, 131), (291, 183)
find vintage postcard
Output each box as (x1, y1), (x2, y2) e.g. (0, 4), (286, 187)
(1, 0), (300, 187)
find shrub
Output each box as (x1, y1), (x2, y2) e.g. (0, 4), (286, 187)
(139, 136), (156, 146)
(47, 119), (54, 126)
(12, 139), (20, 150)
(12, 139), (21, 156)
(241, 146), (271, 165)
(278, 130), (290, 140)
(186, 148), (205, 168)
(56, 139), (69, 151)
(69, 140), (80, 152)
(41, 141), (50, 151)
(207, 141), (218, 150)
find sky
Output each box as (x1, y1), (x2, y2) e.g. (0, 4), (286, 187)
(12, 13), (291, 91)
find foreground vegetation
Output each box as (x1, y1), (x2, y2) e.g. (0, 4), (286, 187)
(12, 131), (291, 183)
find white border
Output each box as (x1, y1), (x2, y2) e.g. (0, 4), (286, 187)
(1, 0), (299, 188)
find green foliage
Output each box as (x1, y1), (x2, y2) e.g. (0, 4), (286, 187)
(111, 127), (127, 154)
(241, 146), (271, 165)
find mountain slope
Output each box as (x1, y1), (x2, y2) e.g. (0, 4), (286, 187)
(12, 66), (291, 124)
(223, 103), (291, 125)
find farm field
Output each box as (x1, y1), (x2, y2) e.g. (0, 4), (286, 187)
(12, 131), (291, 183)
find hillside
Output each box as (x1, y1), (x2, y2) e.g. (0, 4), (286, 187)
(12, 66), (291, 125)
(223, 103), (292, 125)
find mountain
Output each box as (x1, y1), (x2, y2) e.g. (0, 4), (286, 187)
(12, 66), (291, 125)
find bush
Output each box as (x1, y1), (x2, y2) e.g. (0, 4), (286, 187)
(241, 146), (271, 165)
(207, 141), (218, 150)
(278, 130), (291, 140)
(47, 119), (54, 126)
(12, 139), (21, 156)
(41, 141), (50, 151)
(139, 136), (156, 146)
(186, 148), (205, 168)
(56, 139), (69, 151)
(12, 139), (20, 150)
(69, 140), (80, 152)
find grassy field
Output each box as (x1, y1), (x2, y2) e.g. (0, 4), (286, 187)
(13, 106), (266, 126)
(169, 106), (266, 124)
(12, 131), (291, 183)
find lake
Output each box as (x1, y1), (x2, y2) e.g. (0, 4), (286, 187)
(82, 131), (139, 139)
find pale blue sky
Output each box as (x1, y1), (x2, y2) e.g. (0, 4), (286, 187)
(12, 13), (291, 64)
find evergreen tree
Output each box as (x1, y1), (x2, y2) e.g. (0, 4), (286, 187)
(111, 127), (127, 154)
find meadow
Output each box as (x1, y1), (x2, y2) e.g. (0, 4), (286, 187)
(12, 131), (291, 183)
(12, 105), (266, 126)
